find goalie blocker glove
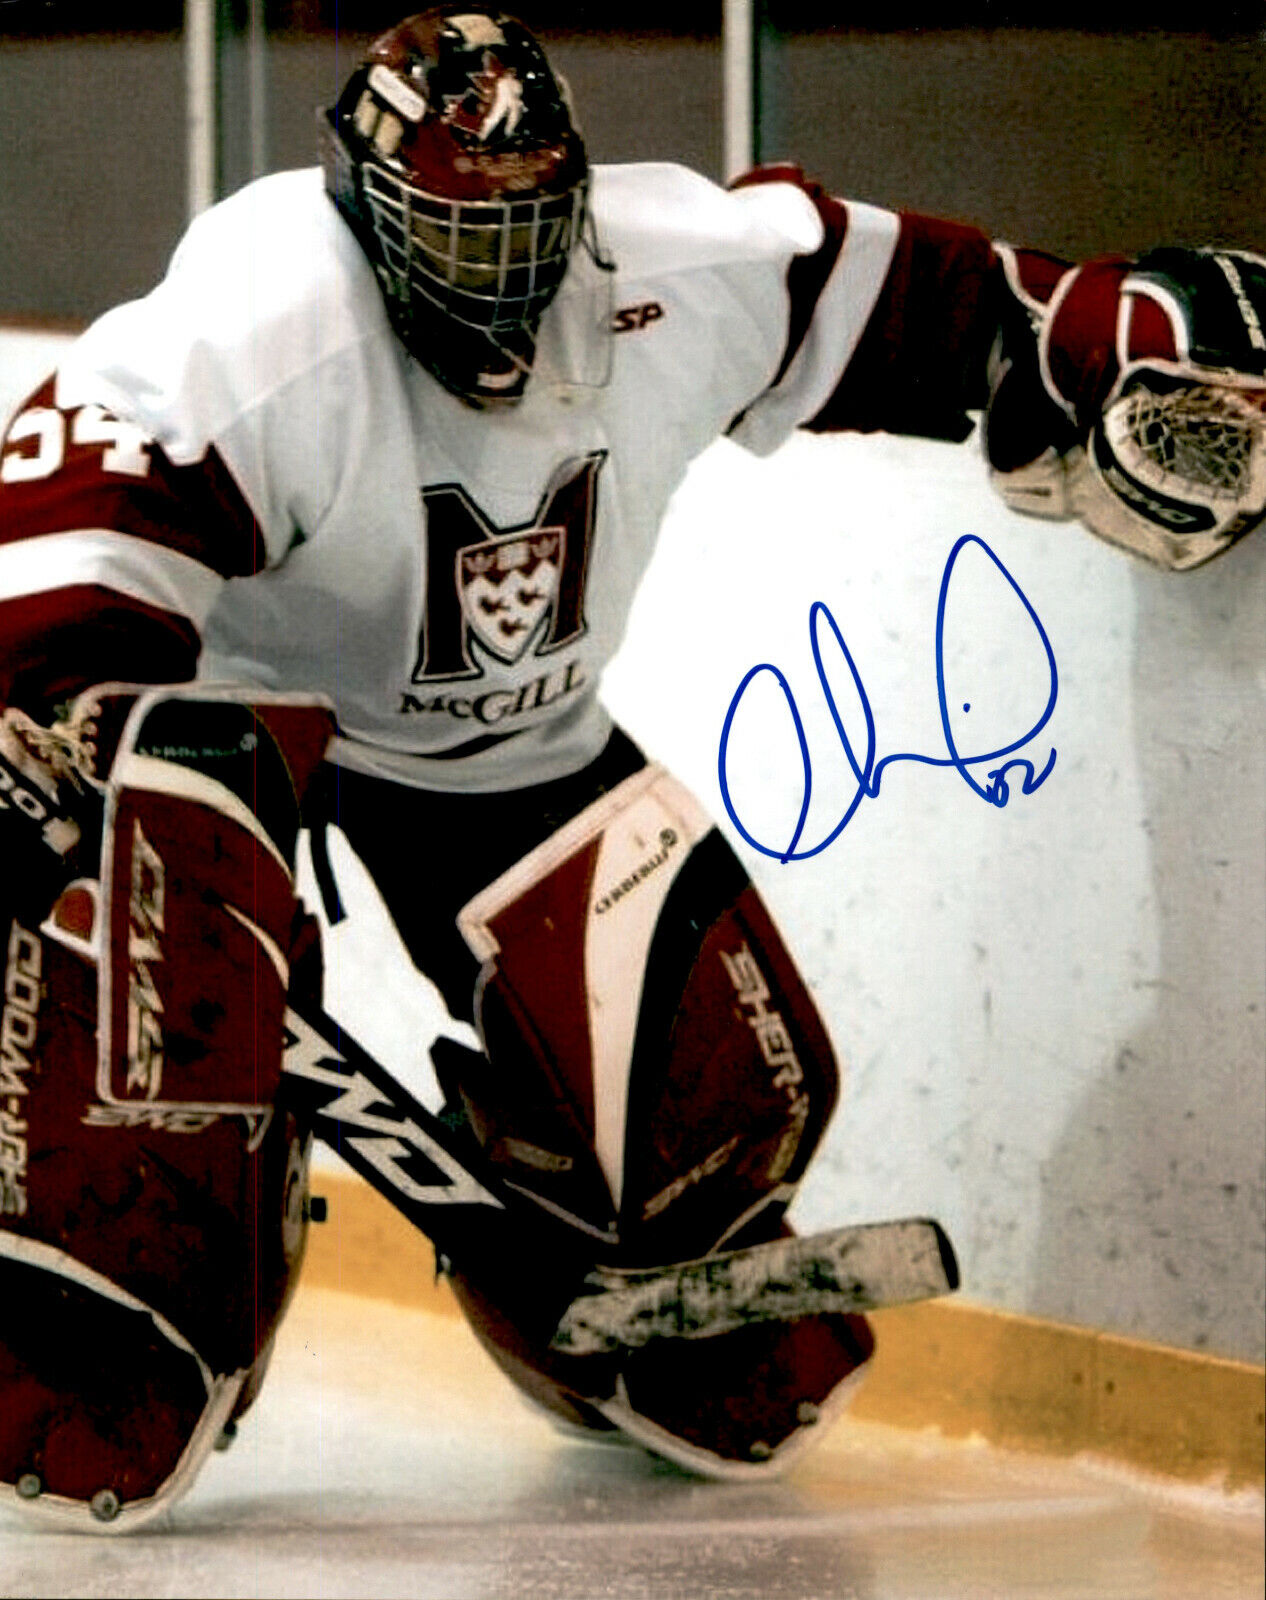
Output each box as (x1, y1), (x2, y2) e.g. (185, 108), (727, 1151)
(984, 244), (1266, 570)
(0, 702), (104, 919)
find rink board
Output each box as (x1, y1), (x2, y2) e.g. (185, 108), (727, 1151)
(302, 1169), (1266, 1494)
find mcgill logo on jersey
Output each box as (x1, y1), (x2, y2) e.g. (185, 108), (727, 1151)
(412, 452), (605, 682)
(458, 531), (564, 662)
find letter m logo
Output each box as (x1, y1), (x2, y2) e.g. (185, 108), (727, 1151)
(412, 452), (605, 683)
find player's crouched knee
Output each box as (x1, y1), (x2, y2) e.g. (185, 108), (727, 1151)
(447, 1264), (874, 1479)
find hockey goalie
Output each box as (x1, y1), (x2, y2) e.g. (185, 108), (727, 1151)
(1, 5), (1264, 1530)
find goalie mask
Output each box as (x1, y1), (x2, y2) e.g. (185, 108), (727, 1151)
(320, 7), (590, 406)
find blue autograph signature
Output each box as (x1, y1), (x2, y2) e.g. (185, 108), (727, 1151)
(718, 535), (1058, 863)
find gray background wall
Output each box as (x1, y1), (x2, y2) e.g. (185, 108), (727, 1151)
(1, 26), (1263, 322)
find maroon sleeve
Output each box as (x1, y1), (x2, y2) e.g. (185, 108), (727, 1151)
(805, 210), (1002, 443)
(0, 587), (202, 716)
(0, 378), (267, 715)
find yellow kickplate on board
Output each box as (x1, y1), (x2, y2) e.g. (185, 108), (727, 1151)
(852, 1296), (1264, 1492)
(301, 1170), (1265, 1491)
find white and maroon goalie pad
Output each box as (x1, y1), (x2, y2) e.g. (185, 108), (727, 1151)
(457, 765), (839, 1258)
(453, 766), (871, 1473)
(0, 686), (333, 1530)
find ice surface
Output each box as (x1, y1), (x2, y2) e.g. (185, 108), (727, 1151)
(3, 1288), (1260, 1600)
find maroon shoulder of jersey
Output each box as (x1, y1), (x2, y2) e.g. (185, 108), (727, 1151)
(0, 377), (267, 713)
(731, 168), (1002, 445)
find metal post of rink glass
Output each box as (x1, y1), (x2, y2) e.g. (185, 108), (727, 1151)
(723, 0), (755, 182)
(185, 0), (270, 219)
(723, 0), (782, 182)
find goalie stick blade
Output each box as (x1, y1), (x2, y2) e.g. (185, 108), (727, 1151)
(549, 1218), (960, 1356)
(280, 1002), (959, 1358)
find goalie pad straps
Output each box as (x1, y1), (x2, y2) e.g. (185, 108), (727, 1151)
(0, 686), (334, 1531)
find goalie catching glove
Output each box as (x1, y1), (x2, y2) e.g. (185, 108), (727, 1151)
(985, 244), (1266, 570)
(0, 685), (333, 1531)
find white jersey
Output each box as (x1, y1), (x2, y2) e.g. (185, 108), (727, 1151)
(0, 162), (996, 792)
